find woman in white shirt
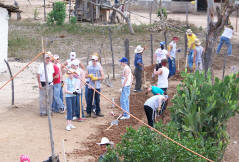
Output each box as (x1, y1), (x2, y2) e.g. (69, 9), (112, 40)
(154, 59), (169, 92)
(154, 41), (168, 70)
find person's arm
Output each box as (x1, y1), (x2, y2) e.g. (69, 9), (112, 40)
(64, 80), (73, 94)
(154, 68), (163, 75)
(37, 74), (42, 89)
(79, 63), (85, 70)
(167, 45), (172, 58)
(193, 49), (197, 63)
(98, 67), (105, 80)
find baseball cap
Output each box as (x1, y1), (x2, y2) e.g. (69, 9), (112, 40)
(119, 57), (128, 63)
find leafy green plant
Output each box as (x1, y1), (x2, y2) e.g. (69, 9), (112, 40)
(70, 16), (77, 24)
(47, 1), (66, 25)
(34, 8), (39, 20)
(157, 8), (167, 19)
(171, 70), (239, 157)
(103, 122), (222, 161)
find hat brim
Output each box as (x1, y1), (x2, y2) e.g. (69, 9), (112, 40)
(97, 142), (114, 145)
(134, 49), (144, 53)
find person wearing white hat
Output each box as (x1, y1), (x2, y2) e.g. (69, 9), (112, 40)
(97, 137), (114, 162)
(52, 54), (64, 113)
(86, 55), (105, 118)
(186, 29), (198, 72)
(37, 53), (55, 116)
(154, 41), (168, 69)
(134, 45), (144, 92)
(193, 39), (204, 71)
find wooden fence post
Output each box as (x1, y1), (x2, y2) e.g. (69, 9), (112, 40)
(108, 28), (115, 79)
(69, 0), (71, 22)
(4, 59), (14, 105)
(150, 33), (154, 65)
(44, 0), (46, 21)
(124, 38), (130, 65)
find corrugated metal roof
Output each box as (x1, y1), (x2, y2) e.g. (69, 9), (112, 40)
(0, 2), (21, 13)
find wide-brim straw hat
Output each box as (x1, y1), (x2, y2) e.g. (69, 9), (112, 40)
(186, 29), (193, 35)
(195, 39), (201, 46)
(97, 137), (114, 145)
(134, 45), (144, 53)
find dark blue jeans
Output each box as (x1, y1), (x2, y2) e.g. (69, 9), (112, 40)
(168, 57), (176, 78)
(216, 36), (232, 56)
(87, 88), (101, 115)
(74, 92), (85, 118)
(66, 96), (76, 120)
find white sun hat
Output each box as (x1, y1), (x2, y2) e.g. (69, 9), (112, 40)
(186, 29), (193, 34)
(91, 55), (98, 61)
(71, 59), (80, 66)
(134, 45), (144, 54)
(97, 137), (114, 145)
(53, 54), (59, 60)
(70, 52), (76, 59)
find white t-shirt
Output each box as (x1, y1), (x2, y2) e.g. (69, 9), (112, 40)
(37, 62), (55, 82)
(169, 41), (176, 58)
(121, 65), (132, 87)
(155, 48), (168, 63)
(222, 27), (233, 39)
(157, 66), (169, 88)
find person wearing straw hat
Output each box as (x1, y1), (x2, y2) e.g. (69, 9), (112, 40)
(86, 55), (105, 118)
(186, 29), (197, 72)
(97, 137), (115, 162)
(119, 57), (133, 120)
(134, 45), (144, 92)
(167, 37), (179, 77)
(216, 24), (233, 56)
(37, 53), (55, 116)
(64, 68), (78, 131)
(193, 39), (204, 71)
(144, 94), (167, 127)
(52, 54), (64, 113)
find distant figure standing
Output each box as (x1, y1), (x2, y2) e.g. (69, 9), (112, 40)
(37, 53), (55, 116)
(154, 59), (169, 92)
(186, 29), (197, 72)
(119, 57), (133, 120)
(167, 37), (179, 77)
(216, 25), (233, 56)
(194, 39), (204, 71)
(154, 41), (168, 69)
(134, 45), (144, 92)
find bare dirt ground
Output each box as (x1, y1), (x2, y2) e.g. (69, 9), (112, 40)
(0, 0), (239, 161)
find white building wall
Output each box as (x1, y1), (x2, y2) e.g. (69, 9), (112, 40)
(0, 7), (9, 73)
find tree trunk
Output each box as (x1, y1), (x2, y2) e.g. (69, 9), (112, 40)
(124, 38), (130, 65)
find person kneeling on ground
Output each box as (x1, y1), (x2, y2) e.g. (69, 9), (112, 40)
(97, 137), (118, 162)
(144, 94), (168, 127)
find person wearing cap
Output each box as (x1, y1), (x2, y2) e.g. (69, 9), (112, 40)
(154, 41), (168, 70)
(86, 55), (105, 118)
(167, 37), (179, 77)
(144, 82), (165, 96)
(134, 45), (144, 92)
(144, 94), (168, 127)
(37, 53), (55, 116)
(52, 54), (65, 113)
(64, 69), (77, 131)
(97, 137), (116, 162)
(71, 59), (86, 121)
(186, 29), (198, 72)
(119, 57), (133, 120)
(154, 59), (169, 92)
(194, 39), (204, 71)
(216, 24), (233, 56)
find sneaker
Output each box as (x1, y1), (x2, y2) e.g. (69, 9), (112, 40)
(70, 124), (76, 129)
(72, 116), (78, 121)
(59, 110), (64, 114)
(96, 113), (104, 117)
(120, 116), (130, 120)
(66, 125), (71, 131)
(77, 118), (86, 122)
(85, 114), (91, 118)
(40, 113), (47, 116)
(133, 89), (137, 92)
(92, 113), (97, 118)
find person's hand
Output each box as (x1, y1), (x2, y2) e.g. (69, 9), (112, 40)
(193, 63), (196, 71)
(119, 88), (122, 92)
(88, 74), (93, 79)
(73, 91), (78, 95)
(91, 76), (98, 81)
(39, 84), (42, 89)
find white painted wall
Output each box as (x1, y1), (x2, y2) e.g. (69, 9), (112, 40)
(0, 7), (9, 73)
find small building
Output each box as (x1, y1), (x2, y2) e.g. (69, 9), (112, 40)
(0, 3), (21, 73)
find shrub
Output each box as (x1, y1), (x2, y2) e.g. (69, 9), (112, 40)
(70, 16), (77, 24)
(47, 1), (66, 25)
(157, 8), (167, 19)
(103, 122), (222, 162)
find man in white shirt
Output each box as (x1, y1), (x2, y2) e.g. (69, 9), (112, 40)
(119, 57), (133, 120)
(154, 41), (168, 69)
(37, 53), (55, 116)
(216, 25), (233, 56)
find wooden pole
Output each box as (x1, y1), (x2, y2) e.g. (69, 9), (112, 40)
(150, 33), (154, 65)
(184, 33), (187, 58)
(69, 0), (71, 22)
(186, 3), (188, 27)
(108, 28), (115, 79)
(149, 1), (153, 24)
(236, 9), (238, 32)
(42, 38), (56, 161)
(164, 30), (167, 48)
(124, 38), (130, 66)
(222, 52), (227, 80)
(44, 0), (46, 21)
(4, 59), (14, 105)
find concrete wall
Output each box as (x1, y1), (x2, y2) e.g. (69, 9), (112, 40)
(0, 7), (8, 73)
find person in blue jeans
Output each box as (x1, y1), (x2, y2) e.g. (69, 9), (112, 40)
(167, 37), (179, 77)
(64, 69), (77, 131)
(119, 57), (133, 120)
(216, 25), (233, 56)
